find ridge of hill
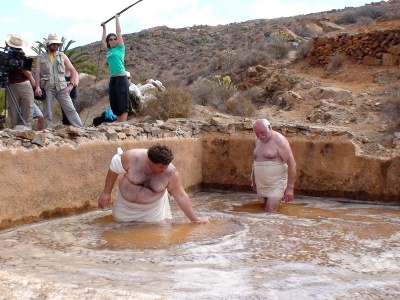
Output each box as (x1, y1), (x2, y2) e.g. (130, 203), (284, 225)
(76, 0), (400, 158)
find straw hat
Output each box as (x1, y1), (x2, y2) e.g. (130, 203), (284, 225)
(46, 33), (63, 45)
(5, 34), (28, 48)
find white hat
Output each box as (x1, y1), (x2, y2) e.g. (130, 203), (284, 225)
(126, 71), (131, 78)
(46, 33), (63, 45)
(5, 34), (28, 48)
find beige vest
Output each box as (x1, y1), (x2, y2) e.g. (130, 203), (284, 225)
(39, 51), (67, 91)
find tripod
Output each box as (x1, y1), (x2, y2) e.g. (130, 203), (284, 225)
(1, 80), (28, 127)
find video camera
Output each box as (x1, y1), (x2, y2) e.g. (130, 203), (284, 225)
(0, 47), (33, 87)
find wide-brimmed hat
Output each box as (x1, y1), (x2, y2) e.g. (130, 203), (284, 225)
(5, 34), (29, 48)
(46, 33), (63, 45)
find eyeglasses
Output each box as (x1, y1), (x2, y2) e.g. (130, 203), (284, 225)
(109, 38), (117, 41)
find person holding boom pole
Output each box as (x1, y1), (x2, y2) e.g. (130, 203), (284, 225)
(101, 14), (130, 122)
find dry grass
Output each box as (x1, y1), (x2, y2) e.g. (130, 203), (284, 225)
(142, 87), (194, 120)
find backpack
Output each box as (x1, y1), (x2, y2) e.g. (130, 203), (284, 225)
(92, 108), (116, 126)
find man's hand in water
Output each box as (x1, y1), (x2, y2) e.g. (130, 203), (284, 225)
(193, 217), (209, 223)
(98, 192), (112, 209)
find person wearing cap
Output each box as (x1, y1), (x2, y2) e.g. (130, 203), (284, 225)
(4, 34), (35, 128)
(251, 118), (297, 212)
(101, 14), (130, 122)
(34, 33), (83, 128)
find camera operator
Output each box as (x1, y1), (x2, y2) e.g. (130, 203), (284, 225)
(4, 34), (35, 128)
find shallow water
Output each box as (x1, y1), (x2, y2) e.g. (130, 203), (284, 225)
(1, 193), (399, 299)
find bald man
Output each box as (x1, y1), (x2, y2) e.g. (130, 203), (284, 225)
(251, 119), (296, 212)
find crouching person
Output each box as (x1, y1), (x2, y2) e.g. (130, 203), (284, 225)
(98, 143), (208, 223)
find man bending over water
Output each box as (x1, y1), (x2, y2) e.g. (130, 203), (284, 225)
(251, 119), (297, 212)
(98, 143), (207, 223)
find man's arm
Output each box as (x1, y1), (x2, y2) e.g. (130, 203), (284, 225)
(35, 56), (42, 96)
(277, 135), (297, 202)
(168, 170), (207, 223)
(98, 169), (119, 209)
(23, 70), (35, 87)
(62, 53), (77, 91)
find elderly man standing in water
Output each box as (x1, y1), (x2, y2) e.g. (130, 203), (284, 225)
(98, 143), (207, 223)
(251, 119), (297, 212)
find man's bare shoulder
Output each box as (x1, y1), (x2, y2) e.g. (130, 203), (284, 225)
(121, 148), (147, 160)
(124, 148), (147, 154)
(272, 130), (289, 144)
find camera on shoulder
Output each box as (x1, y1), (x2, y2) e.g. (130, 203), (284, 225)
(0, 47), (33, 86)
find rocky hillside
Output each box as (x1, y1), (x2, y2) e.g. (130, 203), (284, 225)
(76, 0), (400, 158)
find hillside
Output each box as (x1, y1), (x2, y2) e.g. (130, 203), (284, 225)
(77, 0), (400, 158)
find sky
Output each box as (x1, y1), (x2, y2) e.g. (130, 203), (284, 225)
(1, 0), (373, 56)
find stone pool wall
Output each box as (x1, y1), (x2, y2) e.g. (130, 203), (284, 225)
(0, 118), (398, 229)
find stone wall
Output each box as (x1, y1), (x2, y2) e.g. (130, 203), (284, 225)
(309, 22), (400, 66)
(0, 137), (203, 230)
(0, 118), (399, 229)
(202, 131), (399, 201)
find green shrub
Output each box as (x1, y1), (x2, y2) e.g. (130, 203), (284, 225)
(0, 88), (5, 115)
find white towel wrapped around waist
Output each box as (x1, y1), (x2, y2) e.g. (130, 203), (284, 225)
(112, 188), (172, 222)
(253, 160), (288, 198)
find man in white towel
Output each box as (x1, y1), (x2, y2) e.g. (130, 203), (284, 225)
(251, 119), (297, 212)
(98, 143), (207, 223)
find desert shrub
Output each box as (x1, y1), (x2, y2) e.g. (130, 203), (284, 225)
(335, 12), (358, 24)
(384, 84), (400, 104)
(221, 49), (238, 73)
(238, 49), (273, 69)
(268, 43), (290, 60)
(190, 75), (237, 111)
(295, 39), (313, 60)
(356, 16), (375, 26)
(142, 87), (194, 120)
(226, 97), (257, 117)
(293, 26), (319, 38)
(357, 6), (387, 20)
(241, 87), (265, 108)
(324, 54), (346, 73)
(267, 31), (292, 60)
(191, 79), (215, 105)
(212, 75), (237, 106)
